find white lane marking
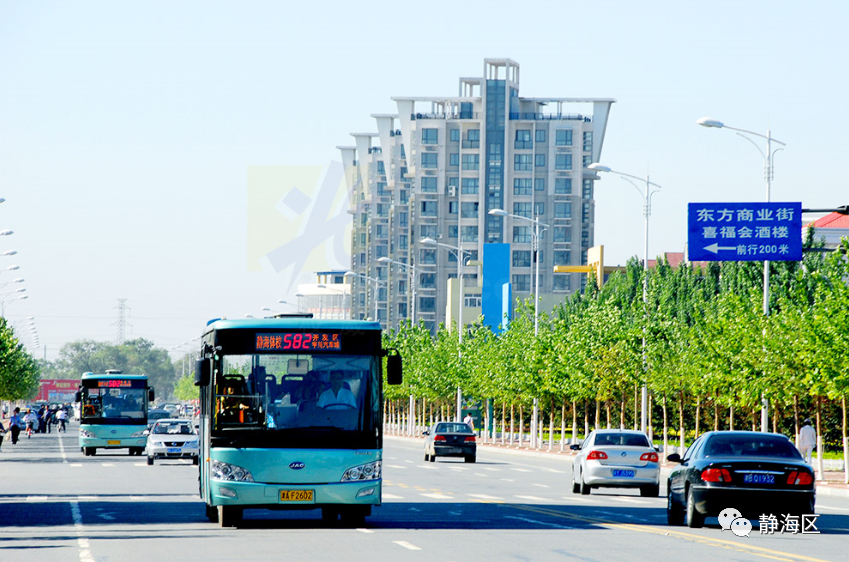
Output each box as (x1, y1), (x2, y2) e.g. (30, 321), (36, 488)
(59, 433), (96, 562)
(449, 510), (462, 516)
(542, 468), (566, 474)
(382, 493), (404, 499)
(77, 496), (97, 501)
(133, 463), (147, 467)
(505, 515), (574, 529)
(533, 484), (550, 488)
(393, 541), (422, 551)
(474, 473), (487, 477)
(101, 463), (115, 467)
(356, 528), (374, 534)
(26, 496), (48, 502)
(385, 464), (408, 469)
(468, 494), (502, 500)
(501, 478), (515, 482)
(563, 496), (591, 502)
(816, 504), (849, 512)
(69, 463), (83, 467)
(417, 465), (437, 470)
(515, 495), (550, 501)
(511, 468), (532, 473)
(404, 459), (413, 464)
(421, 493), (453, 499)
(129, 496), (144, 501)
(482, 467), (501, 472)
(609, 497), (649, 504)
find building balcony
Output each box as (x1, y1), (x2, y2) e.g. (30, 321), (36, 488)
(509, 113), (591, 122)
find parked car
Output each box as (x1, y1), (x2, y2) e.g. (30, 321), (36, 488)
(666, 431), (815, 528)
(423, 422), (476, 463)
(146, 419), (199, 465)
(570, 429), (660, 497)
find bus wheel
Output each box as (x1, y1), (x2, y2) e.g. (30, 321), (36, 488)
(340, 507), (369, 527)
(218, 506), (242, 528)
(147, 456), (154, 465)
(321, 508), (339, 525)
(205, 504), (219, 523)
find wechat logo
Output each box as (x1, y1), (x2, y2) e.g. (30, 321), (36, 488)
(719, 507), (751, 537)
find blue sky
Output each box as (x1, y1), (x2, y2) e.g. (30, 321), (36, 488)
(1, 1), (846, 360)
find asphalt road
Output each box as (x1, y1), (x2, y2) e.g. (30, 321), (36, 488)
(1, 422), (847, 562)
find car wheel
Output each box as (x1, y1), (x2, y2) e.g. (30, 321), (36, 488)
(218, 505), (242, 528)
(686, 488), (704, 528)
(464, 455), (476, 463)
(579, 471), (591, 495)
(147, 456), (154, 465)
(641, 484), (660, 497)
(193, 456), (199, 466)
(571, 476), (580, 494)
(667, 486), (684, 525)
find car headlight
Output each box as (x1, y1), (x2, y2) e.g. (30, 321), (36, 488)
(80, 430), (96, 438)
(211, 461), (254, 482)
(130, 430), (146, 437)
(341, 461), (381, 482)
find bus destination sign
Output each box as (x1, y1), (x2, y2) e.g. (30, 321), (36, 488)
(97, 380), (133, 388)
(256, 333), (342, 352)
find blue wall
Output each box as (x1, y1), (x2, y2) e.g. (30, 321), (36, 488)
(482, 243), (511, 333)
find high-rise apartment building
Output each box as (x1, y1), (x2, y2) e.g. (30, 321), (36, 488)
(339, 59), (614, 332)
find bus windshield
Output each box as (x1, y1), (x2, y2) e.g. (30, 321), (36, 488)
(211, 353), (379, 446)
(80, 387), (147, 424)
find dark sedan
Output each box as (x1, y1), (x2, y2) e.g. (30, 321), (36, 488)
(423, 422), (476, 463)
(666, 431), (815, 528)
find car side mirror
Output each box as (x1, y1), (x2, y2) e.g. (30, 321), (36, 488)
(666, 453), (682, 463)
(422, 430), (429, 436)
(569, 444), (581, 451)
(143, 430), (150, 436)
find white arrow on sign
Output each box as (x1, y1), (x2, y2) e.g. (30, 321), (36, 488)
(703, 243), (737, 254)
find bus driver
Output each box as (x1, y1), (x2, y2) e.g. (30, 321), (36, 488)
(316, 370), (357, 409)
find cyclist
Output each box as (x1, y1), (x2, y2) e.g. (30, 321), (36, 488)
(23, 409), (37, 438)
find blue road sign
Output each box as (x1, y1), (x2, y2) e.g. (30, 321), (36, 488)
(688, 202), (802, 262)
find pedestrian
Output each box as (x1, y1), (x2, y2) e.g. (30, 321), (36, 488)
(463, 413), (474, 430)
(9, 407), (22, 444)
(798, 418), (816, 464)
(56, 407), (68, 433)
(23, 409), (37, 438)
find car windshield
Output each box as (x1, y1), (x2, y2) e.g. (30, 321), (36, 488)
(153, 422), (195, 435)
(594, 432), (650, 447)
(436, 423), (474, 434)
(704, 434), (801, 458)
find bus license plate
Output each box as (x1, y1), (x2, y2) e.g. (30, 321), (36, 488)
(613, 469), (635, 478)
(280, 490), (313, 502)
(107, 440), (121, 445)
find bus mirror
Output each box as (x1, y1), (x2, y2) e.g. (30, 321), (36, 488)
(195, 359), (210, 386)
(387, 354), (402, 385)
(149, 388), (155, 402)
(75, 391), (81, 403)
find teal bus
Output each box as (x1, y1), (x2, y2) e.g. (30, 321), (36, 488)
(194, 316), (401, 527)
(77, 370), (154, 456)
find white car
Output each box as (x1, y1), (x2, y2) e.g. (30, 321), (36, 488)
(146, 419), (199, 465)
(570, 429), (660, 496)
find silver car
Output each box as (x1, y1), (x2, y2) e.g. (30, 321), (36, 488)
(570, 429), (660, 496)
(146, 419), (199, 465)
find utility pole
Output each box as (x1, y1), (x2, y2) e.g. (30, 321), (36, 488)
(115, 298), (128, 343)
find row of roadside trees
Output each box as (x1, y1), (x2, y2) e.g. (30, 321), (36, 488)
(383, 232), (849, 482)
(0, 317), (41, 415)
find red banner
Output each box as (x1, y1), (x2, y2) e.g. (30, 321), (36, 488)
(36, 379), (79, 402)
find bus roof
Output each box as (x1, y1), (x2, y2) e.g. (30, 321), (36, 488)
(202, 318), (382, 334)
(81, 373), (148, 380)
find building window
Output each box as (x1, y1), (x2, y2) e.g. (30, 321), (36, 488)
(555, 178), (572, 194)
(461, 202), (479, 218)
(448, 225), (458, 238)
(461, 154), (479, 170)
(514, 154), (532, 171)
(376, 224), (387, 238)
(398, 212), (408, 227)
(555, 154), (572, 171)
(513, 250), (531, 267)
(450, 128), (460, 142)
(464, 294), (482, 308)
(582, 202), (591, 222)
(555, 129), (573, 146)
(377, 161), (386, 176)
(554, 250), (570, 265)
(583, 155), (592, 169)
(535, 129), (546, 143)
(420, 249), (436, 264)
(583, 179), (593, 199)
(421, 201), (437, 217)
(535, 154), (546, 168)
(420, 224), (437, 238)
(553, 227), (571, 243)
(553, 275), (570, 291)
(377, 203), (389, 217)
(555, 202), (571, 219)
(420, 272), (435, 288)
(448, 201), (458, 214)
(534, 202), (545, 217)
(514, 129), (532, 150)
(513, 178), (532, 195)
(461, 226), (478, 242)
(583, 131), (593, 152)
(461, 178), (479, 194)
(513, 226), (531, 243)
(450, 152), (460, 167)
(421, 176), (437, 193)
(464, 129), (480, 148)
(513, 202), (532, 218)
(421, 152), (438, 169)
(422, 128), (438, 145)
(419, 297), (436, 312)
(399, 189), (409, 204)
(512, 274), (531, 292)
(534, 178), (545, 192)
(399, 234), (408, 250)
(398, 303), (408, 317)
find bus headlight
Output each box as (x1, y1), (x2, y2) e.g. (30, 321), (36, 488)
(211, 461), (254, 482)
(130, 430), (147, 437)
(341, 461), (381, 482)
(80, 430), (96, 438)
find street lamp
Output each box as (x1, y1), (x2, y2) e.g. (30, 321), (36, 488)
(421, 237), (472, 422)
(343, 272), (385, 323)
(295, 293), (324, 318)
(377, 257), (418, 328)
(588, 162), (662, 436)
(317, 284), (351, 319)
(697, 117), (786, 432)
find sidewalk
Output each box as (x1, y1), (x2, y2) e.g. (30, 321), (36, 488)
(386, 431), (849, 499)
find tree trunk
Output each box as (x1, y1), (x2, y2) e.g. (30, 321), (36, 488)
(794, 394), (800, 446)
(695, 396), (700, 438)
(509, 403), (515, 446)
(605, 400), (611, 429)
(620, 394), (626, 430)
(729, 404), (734, 431)
(549, 398), (555, 452)
(572, 399), (578, 445)
(714, 399), (719, 432)
(678, 390), (685, 455)
(842, 396), (848, 485)
(594, 400), (600, 432)
(519, 405), (524, 447)
(560, 398), (566, 453)
(501, 402), (506, 446)
(647, 392), (654, 443)
(584, 399), (590, 438)
(662, 396), (668, 459)
(816, 397), (824, 481)
(772, 402), (778, 434)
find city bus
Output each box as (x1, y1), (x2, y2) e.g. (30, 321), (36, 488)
(194, 316), (402, 527)
(76, 370), (154, 456)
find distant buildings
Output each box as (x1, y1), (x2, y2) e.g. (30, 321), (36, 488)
(339, 59), (614, 331)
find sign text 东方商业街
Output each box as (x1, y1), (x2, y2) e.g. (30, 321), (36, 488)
(687, 202), (802, 262)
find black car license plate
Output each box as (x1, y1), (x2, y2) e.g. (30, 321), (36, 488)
(743, 473), (775, 484)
